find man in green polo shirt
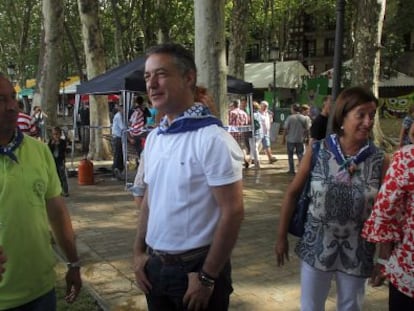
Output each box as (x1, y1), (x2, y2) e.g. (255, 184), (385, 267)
(0, 74), (82, 310)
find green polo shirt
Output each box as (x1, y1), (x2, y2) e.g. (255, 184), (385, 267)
(0, 135), (61, 309)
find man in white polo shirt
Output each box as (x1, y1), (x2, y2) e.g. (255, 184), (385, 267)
(133, 43), (244, 311)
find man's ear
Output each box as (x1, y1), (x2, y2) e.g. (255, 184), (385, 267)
(184, 70), (197, 89)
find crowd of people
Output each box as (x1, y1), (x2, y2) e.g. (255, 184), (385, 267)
(1, 42), (413, 311)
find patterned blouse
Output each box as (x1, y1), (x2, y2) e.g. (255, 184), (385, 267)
(362, 145), (414, 298)
(295, 138), (385, 278)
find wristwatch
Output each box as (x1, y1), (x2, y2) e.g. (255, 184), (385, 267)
(198, 270), (215, 288)
(66, 260), (81, 269)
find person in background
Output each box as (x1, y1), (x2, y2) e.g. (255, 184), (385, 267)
(78, 102), (90, 154)
(240, 98), (251, 156)
(133, 43), (244, 311)
(300, 104), (312, 145)
(32, 105), (48, 141)
(146, 100), (158, 127)
(362, 143), (414, 310)
(228, 99), (250, 168)
(48, 126), (69, 197)
(398, 103), (414, 148)
(282, 103), (309, 175)
(129, 96), (151, 161)
(309, 104), (320, 121)
(249, 101), (262, 168)
(275, 86), (389, 311)
(310, 95), (332, 141)
(111, 103), (126, 180)
(258, 100), (277, 164)
(409, 121), (414, 144)
(17, 100), (37, 136)
(0, 73), (82, 310)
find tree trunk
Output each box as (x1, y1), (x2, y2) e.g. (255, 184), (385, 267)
(353, 0), (392, 150)
(63, 21), (84, 81)
(33, 0), (64, 132)
(16, 0), (35, 86)
(140, 0), (157, 51)
(110, 0), (125, 63)
(78, 0), (111, 160)
(194, 0), (227, 123)
(156, 0), (170, 44)
(228, 0), (249, 79)
(32, 28), (44, 111)
(353, 0), (380, 88)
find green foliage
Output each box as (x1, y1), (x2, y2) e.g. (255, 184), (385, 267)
(381, 0), (414, 76)
(0, 0), (42, 84)
(0, 0), (412, 87)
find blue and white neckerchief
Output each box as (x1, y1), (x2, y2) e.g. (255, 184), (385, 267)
(0, 128), (24, 163)
(326, 133), (375, 184)
(157, 103), (223, 135)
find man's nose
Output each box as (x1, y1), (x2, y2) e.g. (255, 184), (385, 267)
(146, 75), (158, 90)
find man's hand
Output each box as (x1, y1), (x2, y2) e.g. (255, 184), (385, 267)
(65, 268), (82, 303)
(183, 272), (214, 311)
(133, 253), (151, 294)
(0, 247), (6, 281)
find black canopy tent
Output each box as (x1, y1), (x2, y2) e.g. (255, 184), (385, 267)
(123, 69), (254, 95)
(76, 57), (146, 95)
(73, 56), (254, 179)
(76, 56), (253, 95)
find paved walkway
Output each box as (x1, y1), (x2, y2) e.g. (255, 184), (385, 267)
(64, 156), (389, 311)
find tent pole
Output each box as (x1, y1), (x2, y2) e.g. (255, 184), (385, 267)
(122, 91), (129, 186)
(71, 94), (80, 170)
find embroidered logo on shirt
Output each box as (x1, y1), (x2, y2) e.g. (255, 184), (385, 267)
(33, 179), (46, 198)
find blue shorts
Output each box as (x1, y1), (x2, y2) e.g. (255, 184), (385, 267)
(261, 135), (271, 148)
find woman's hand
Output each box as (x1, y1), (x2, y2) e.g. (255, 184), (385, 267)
(369, 263), (387, 287)
(275, 237), (289, 267)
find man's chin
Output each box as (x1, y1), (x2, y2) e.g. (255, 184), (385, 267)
(152, 102), (166, 112)
(0, 126), (17, 138)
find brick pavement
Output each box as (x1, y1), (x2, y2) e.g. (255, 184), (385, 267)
(63, 156), (389, 311)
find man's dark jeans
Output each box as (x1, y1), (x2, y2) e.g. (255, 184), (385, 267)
(145, 253), (233, 311)
(5, 289), (56, 311)
(112, 136), (124, 172)
(287, 142), (304, 173)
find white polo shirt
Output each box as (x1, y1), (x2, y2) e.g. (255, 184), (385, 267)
(143, 124), (243, 253)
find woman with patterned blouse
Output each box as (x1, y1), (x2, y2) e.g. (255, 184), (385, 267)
(362, 142), (414, 310)
(275, 87), (389, 311)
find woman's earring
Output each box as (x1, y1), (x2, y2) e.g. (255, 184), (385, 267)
(340, 125), (344, 130)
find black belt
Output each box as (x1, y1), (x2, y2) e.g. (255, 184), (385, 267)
(148, 246), (210, 265)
